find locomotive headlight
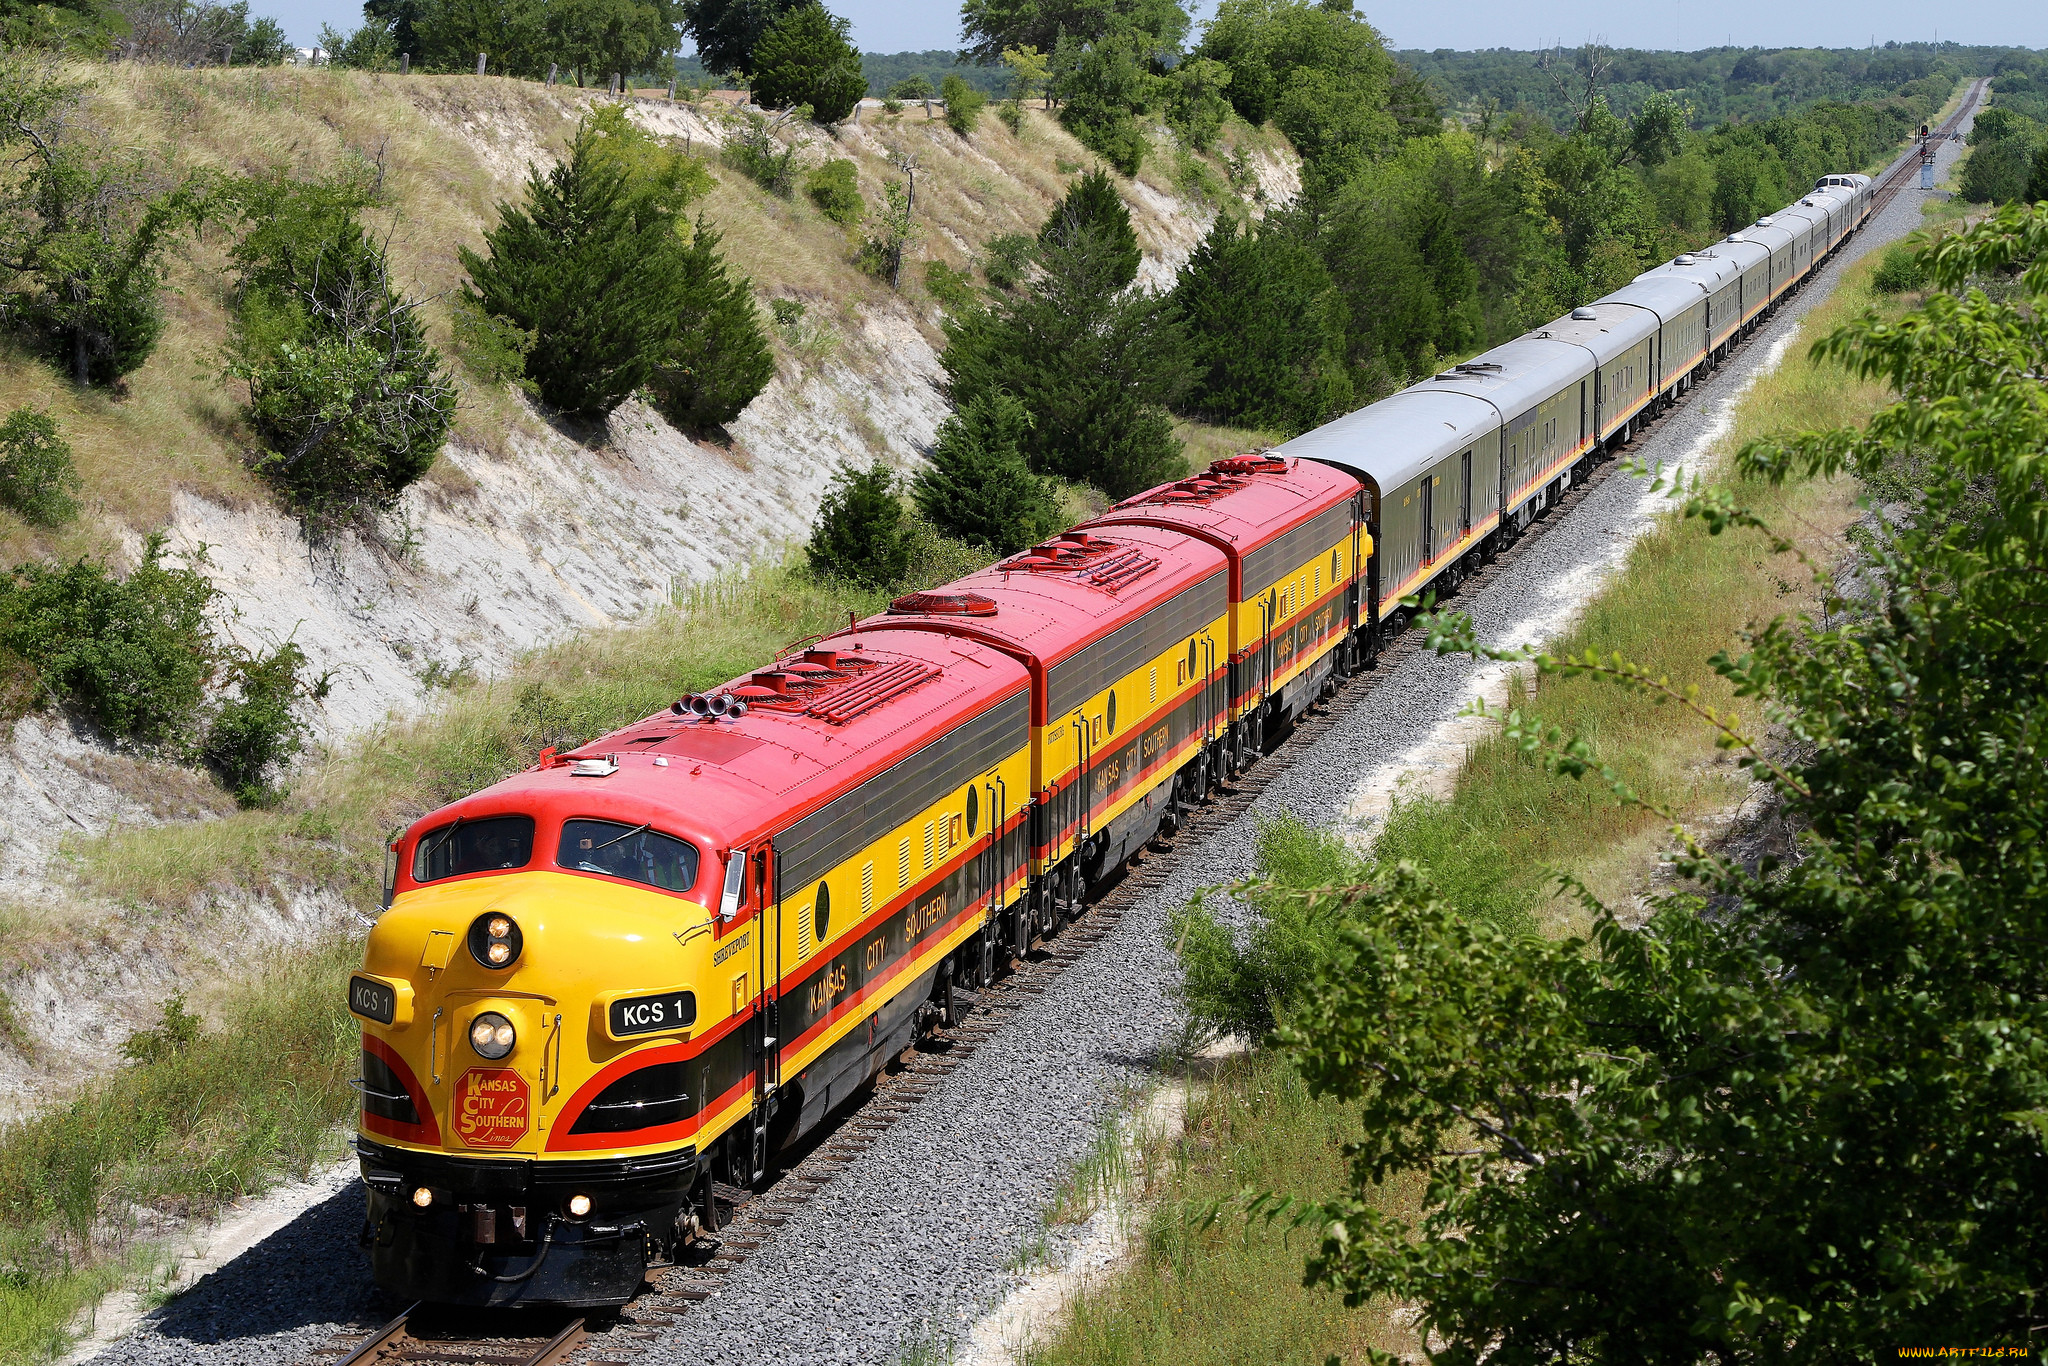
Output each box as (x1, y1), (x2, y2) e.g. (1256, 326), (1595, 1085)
(467, 912), (523, 969)
(567, 1194), (592, 1217)
(469, 1011), (516, 1059)
(412, 1187), (433, 1208)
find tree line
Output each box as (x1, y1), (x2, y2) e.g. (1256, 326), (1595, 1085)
(805, 0), (1968, 588)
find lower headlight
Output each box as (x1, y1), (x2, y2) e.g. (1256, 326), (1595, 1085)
(567, 1194), (592, 1217)
(469, 1011), (515, 1059)
(412, 1187), (433, 1208)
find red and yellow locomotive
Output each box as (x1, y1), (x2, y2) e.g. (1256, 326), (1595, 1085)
(349, 453), (1367, 1307)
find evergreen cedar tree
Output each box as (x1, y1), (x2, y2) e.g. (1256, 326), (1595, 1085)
(806, 461), (909, 588)
(943, 215), (1189, 501)
(750, 3), (866, 124)
(653, 214), (774, 433)
(462, 113), (771, 429)
(912, 391), (1062, 554)
(1222, 207), (2048, 1352)
(462, 129), (676, 417)
(1039, 168), (1140, 288)
(1173, 213), (1352, 435)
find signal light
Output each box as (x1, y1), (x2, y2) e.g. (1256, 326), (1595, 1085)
(568, 1194), (592, 1217)
(413, 1187), (433, 1208)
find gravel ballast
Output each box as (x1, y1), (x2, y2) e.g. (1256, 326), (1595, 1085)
(80, 114), (1975, 1366)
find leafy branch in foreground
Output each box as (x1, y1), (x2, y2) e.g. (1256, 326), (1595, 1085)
(1241, 207), (2048, 1358)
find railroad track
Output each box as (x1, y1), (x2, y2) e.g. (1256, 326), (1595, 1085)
(1866, 77), (1984, 220)
(300, 130), (1936, 1363)
(319, 1304), (595, 1366)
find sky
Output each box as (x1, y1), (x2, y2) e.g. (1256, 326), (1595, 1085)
(265, 0), (2047, 60)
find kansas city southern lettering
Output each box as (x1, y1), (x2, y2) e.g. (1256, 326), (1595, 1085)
(454, 1067), (529, 1148)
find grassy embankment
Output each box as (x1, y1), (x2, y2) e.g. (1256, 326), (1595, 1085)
(1015, 237), (1924, 1366)
(0, 64), (1286, 570)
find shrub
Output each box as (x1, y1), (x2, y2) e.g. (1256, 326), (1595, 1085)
(1170, 815), (1365, 1040)
(234, 220), (456, 529)
(923, 259), (978, 311)
(1872, 242), (1928, 294)
(120, 994), (201, 1063)
(0, 535), (216, 747)
(888, 75), (934, 101)
(204, 640), (317, 806)
(997, 99), (1023, 135)
(982, 232), (1036, 290)
(806, 460), (908, 588)
(941, 72), (986, 136)
(806, 158), (865, 226)
(912, 390), (1063, 554)
(722, 110), (801, 196)
(749, 3), (865, 124)
(0, 62), (195, 387)
(0, 408), (79, 527)
(856, 181), (920, 285)
(648, 214), (774, 434)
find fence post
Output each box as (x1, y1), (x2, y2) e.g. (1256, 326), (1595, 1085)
(666, 76), (675, 101)
(400, 52), (409, 74)
(312, 46), (323, 66)
(547, 62), (558, 87)
(475, 52), (486, 76)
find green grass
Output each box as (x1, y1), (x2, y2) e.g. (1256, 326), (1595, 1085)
(0, 939), (357, 1365)
(1021, 1052), (1418, 1366)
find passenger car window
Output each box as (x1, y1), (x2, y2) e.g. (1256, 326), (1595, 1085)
(413, 815), (536, 882)
(557, 819), (700, 893)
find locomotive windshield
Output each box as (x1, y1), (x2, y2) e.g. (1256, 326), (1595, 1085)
(412, 815), (535, 881)
(558, 819), (700, 892)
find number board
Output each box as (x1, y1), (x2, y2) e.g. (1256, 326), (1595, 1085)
(348, 974), (396, 1025)
(609, 989), (698, 1038)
